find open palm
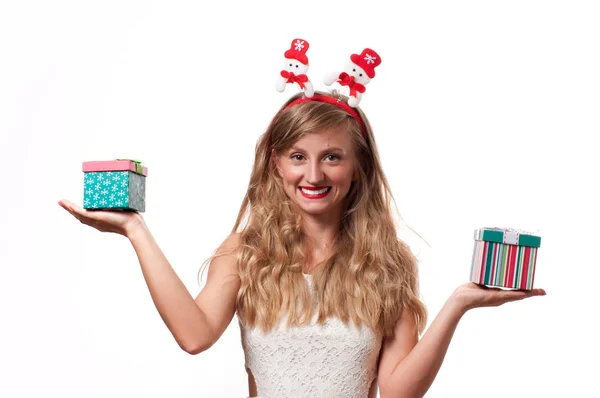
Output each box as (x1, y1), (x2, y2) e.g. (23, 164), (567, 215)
(453, 282), (546, 311)
(58, 199), (143, 237)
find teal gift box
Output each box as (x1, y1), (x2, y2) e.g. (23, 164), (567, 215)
(82, 159), (148, 212)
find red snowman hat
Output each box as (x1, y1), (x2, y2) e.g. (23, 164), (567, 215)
(350, 48), (381, 78)
(284, 38), (310, 65)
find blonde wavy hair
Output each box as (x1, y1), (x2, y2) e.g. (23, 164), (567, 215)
(201, 91), (427, 338)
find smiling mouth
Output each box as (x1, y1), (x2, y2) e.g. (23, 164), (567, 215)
(299, 186), (331, 195)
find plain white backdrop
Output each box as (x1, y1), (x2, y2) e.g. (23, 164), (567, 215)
(1, 1), (599, 397)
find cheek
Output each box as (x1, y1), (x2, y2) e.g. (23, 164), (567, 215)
(330, 168), (355, 186)
(280, 168), (303, 184)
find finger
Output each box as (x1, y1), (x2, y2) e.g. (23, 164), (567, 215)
(58, 200), (86, 214)
(61, 203), (99, 227)
(60, 202), (83, 219)
(58, 200), (78, 215)
(503, 288), (545, 303)
(60, 201), (100, 222)
(509, 288), (545, 297)
(59, 202), (78, 218)
(66, 208), (93, 226)
(58, 199), (79, 210)
(524, 288), (546, 297)
(505, 290), (528, 300)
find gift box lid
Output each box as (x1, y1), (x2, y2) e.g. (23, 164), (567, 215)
(82, 159), (148, 176)
(474, 227), (541, 248)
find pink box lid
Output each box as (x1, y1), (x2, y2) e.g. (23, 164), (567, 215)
(82, 160), (148, 176)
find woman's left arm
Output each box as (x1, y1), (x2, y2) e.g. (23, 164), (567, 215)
(377, 283), (546, 398)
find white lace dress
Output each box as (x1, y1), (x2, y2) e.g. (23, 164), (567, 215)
(239, 274), (383, 398)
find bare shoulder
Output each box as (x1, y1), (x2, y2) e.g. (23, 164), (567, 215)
(220, 232), (242, 252)
(204, 232), (242, 283)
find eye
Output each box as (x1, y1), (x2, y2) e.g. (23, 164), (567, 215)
(359, 73), (363, 77)
(353, 68), (356, 72)
(325, 154), (341, 161)
(289, 63), (292, 67)
(290, 154), (305, 161)
(295, 64), (299, 68)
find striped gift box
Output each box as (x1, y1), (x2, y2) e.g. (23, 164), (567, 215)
(470, 227), (541, 290)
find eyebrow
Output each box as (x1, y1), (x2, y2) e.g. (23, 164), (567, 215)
(289, 146), (346, 154)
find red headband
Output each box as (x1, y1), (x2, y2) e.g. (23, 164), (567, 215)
(283, 94), (367, 138)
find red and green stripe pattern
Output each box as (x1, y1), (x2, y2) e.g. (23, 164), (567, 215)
(470, 240), (538, 290)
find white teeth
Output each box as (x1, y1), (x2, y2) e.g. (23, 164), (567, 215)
(301, 187), (330, 195)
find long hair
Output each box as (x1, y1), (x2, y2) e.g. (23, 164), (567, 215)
(201, 91), (427, 338)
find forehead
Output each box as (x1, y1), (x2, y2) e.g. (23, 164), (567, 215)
(291, 126), (353, 149)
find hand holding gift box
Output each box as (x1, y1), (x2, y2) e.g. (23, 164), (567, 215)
(58, 198), (144, 237)
(450, 280), (545, 312)
(57, 158), (148, 236)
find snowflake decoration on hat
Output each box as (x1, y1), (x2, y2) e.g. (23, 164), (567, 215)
(293, 39), (305, 51)
(364, 53), (377, 64)
(276, 38), (315, 98)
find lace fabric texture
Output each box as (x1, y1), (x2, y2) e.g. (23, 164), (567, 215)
(239, 274), (382, 398)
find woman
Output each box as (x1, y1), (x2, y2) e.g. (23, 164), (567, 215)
(59, 91), (545, 398)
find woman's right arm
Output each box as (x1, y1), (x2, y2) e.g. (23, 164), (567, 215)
(58, 199), (240, 355)
(128, 222), (241, 355)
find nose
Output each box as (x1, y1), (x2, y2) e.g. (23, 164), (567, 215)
(306, 160), (325, 185)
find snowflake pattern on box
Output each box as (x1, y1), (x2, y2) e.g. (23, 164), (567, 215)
(83, 171), (146, 212)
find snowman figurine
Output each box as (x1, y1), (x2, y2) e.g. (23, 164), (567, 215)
(276, 39), (314, 98)
(324, 48), (381, 107)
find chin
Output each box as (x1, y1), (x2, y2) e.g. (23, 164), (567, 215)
(299, 207), (328, 216)
(297, 203), (341, 217)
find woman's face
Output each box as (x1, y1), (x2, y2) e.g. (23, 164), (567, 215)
(274, 126), (358, 218)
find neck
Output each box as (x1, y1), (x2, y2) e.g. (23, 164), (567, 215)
(301, 212), (341, 272)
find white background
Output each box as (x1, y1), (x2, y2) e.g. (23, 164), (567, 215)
(1, 1), (599, 397)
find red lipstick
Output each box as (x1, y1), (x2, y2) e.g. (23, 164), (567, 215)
(298, 186), (331, 199)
